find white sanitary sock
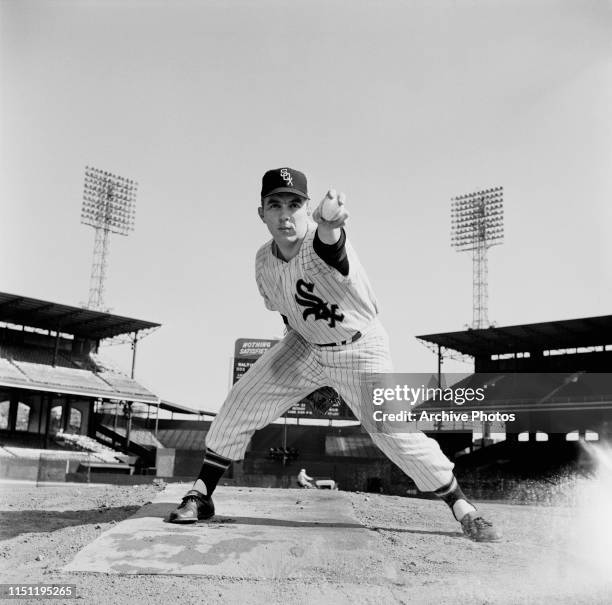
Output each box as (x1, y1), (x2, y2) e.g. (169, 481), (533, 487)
(191, 479), (207, 495)
(453, 499), (476, 521)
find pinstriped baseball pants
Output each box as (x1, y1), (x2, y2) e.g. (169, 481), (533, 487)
(205, 319), (455, 492)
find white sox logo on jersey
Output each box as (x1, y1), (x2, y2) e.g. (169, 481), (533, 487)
(280, 168), (293, 186)
(294, 279), (345, 328)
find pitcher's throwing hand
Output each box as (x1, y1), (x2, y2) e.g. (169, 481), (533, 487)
(313, 188), (349, 229)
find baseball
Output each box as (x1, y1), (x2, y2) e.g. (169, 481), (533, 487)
(320, 191), (342, 221)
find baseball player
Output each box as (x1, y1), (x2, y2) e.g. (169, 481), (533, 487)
(297, 468), (314, 489)
(169, 167), (501, 542)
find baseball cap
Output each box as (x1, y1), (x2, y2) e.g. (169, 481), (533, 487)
(261, 167), (309, 200)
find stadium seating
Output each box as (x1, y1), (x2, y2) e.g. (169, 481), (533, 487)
(325, 434), (385, 458)
(0, 342), (156, 402)
(553, 373), (612, 402)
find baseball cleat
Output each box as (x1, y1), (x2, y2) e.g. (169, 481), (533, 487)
(460, 511), (502, 542)
(168, 490), (215, 523)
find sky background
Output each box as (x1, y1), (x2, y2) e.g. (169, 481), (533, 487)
(1, 0), (611, 413)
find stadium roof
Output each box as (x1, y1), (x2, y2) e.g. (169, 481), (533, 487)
(0, 291), (160, 340)
(159, 400), (217, 417)
(417, 314), (612, 357)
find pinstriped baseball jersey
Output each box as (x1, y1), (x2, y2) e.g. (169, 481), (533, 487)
(255, 223), (379, 344)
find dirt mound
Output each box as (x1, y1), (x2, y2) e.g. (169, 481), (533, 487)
(1, 479), (610, 604)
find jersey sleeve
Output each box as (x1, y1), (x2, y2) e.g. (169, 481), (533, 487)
(313, 228), (349, 276)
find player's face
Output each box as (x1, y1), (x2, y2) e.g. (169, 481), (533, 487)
(259, 193), (310, 243)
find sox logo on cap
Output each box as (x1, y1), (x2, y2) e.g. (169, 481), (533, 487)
(280, 168), (293, 186)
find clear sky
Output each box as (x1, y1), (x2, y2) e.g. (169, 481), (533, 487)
(1, 0), (611, 412)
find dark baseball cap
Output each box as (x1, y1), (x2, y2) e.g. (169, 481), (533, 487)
(261, 167), (309, 200)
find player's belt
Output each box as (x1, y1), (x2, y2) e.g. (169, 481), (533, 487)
(317, 331), (362, 347)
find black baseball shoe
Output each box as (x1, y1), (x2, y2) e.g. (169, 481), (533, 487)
(460, 511), (502, 542)
(168, 489), (215, 523)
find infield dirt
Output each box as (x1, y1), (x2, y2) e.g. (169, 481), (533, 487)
(1, 480), (611, 604)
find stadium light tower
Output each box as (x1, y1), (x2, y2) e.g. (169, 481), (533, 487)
(451, 186), (504, 329)
(81, 166), (137, 311)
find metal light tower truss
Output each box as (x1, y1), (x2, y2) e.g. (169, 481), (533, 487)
(81, 166), (137, 311)
(451, 186), (504, 329)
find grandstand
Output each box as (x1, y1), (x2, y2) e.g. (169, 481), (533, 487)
(416, 314), (612, 485)
(0, 290), (163, 479)
(418, 314), (612, 438)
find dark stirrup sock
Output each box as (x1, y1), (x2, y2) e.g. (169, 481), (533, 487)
(434, 476), (475, 521)
(195, 449), (232, 496)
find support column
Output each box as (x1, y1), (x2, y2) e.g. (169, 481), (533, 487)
(62, 397), (70, 432)
(43, 394), (52, 449)
(154, 400), (160, 438)
(88, 399), (96, 438)
(53, 328), (61, 367)
(131, 331), (139, 379)
(124, 402), (132, 452)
